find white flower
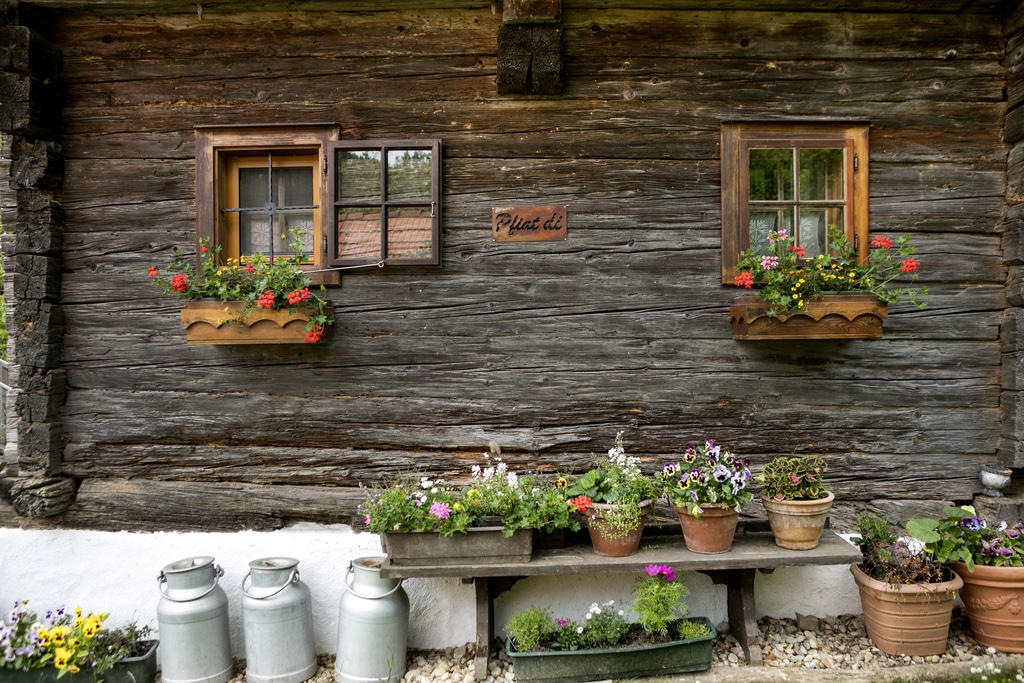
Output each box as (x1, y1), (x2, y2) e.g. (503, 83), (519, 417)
(585, 613), (592, 620)
(576, 626), (584, 634)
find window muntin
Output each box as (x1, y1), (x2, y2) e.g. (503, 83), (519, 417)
(330, 141), (441, 267)
(721, 123), (868, 284)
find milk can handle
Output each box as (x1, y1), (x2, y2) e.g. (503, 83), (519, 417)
(344, 562), (404, 600)
(158, 564), (224, 601)
(241, 570), (300, 599)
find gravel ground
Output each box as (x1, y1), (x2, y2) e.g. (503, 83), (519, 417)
(226, 609), (1023, 683)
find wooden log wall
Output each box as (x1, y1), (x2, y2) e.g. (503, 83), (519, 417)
(0, 1), (1016, 531)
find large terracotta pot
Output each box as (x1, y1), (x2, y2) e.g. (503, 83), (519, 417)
(761, 491), (835, 550)
(850, 564), (962, 656)
(583, 501), (651, 557)
(674, 503), (739, 554)
(953, 561), (1024, 653)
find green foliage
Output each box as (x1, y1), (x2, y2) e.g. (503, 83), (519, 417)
(505, 606), (554, 652)
(852, 512), (948, 585)
(361, 455), (579, 537)
(149, 227), (333, 341)
(907, 505), (1024, 572)
(631, 566), (689, 639)
(563, 432), (659, 539)
(759, 456), (829, 501)
(656, 440), (753, 517)
(735, 225), (927, 316)
(505, 566), (709, 653)
(0, 601), (152, 678)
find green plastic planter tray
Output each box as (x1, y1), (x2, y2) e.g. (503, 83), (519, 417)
(0, 641), (158, 683)
(506, 617), (715, 683)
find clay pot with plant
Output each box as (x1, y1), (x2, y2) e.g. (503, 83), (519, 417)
(758, 455), (835, 550)
(850, 512), (962, 657)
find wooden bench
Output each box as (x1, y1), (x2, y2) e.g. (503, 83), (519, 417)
(380, 521), (861, 678)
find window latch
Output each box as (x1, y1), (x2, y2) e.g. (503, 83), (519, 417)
(322, 234), (328, 255)
(854, 154), (859, 172)
(322, 155), (328, 176)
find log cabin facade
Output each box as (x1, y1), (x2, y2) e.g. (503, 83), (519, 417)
(0, 0), (1021, 534)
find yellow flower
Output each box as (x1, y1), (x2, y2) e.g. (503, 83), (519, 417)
(36, 627), (50, 646)
(683, 452), (696, 464)
(68, 665), (80, 675)
(466, 488), (481, 503)
(555, 477), (568, 489)
(54, 647), (70, 670)
(453, 502), (463, 512)
(74, 607), (82, 617)
(51, 625), (69, 644)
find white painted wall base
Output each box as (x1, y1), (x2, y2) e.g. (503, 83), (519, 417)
(0, 524), (862, 662)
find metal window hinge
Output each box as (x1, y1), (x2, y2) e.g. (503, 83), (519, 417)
(322, 234), (328, 255)
(854, 154), (859, 172)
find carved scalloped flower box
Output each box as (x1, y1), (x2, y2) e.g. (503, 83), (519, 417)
(180, 300), (333, 345)
(729, 294), (888, 340)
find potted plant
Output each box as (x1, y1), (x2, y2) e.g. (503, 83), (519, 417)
(563, 431), (660, 557)
(656, 440), (753, 554)
(149, 227), (334, 344)
(730, 226), (926, 340)
(504, 564), (715, 683)
(361, 454), (579, 565)
(758, 455), (835, 550)
(0, 601), (158, 683)
(908, 505), (1024, 653)
(849, 512), (963, 656)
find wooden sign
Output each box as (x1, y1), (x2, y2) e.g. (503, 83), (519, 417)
(492, 205), (567, 242)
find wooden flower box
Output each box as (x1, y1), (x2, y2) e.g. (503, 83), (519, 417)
(729, 294), (888, 340)
(381, 526), (533, 566)
(180, 301), (333, 345)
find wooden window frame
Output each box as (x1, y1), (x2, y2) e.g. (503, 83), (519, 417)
(721, 122), (869, 284)
(327, 139), (442, 268)
(196, 124), (340, 285)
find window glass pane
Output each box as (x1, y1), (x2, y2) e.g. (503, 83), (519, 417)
(274, 166), (313, 208)
(748, 208), (793, 254)
(281, 210), (315, 259)
(337, 208), (382, 259)
(241, 211), (271, 256)
(749, 148), (793, 201)
(799, 148), (844, 201)
(338, 151), (382, 202)
(796, 209), (829, 258)
(387, 206), (434, 259)
(387, 150), (433, 201)
(239, 167), (267, 209)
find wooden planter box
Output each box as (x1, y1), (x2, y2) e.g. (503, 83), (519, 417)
(729, 294), (888, 340)
(381, 526), (533, 566)
(180, 301), (333, 345)
(506, 618), (715, 683)
(0, 641), (158, 683)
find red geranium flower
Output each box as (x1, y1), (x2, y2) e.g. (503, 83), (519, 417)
(734, 271), (755, 289)
(304, 324), (324, 343)
(900, 257), (920, 274)
(147, 266), (159, 277)
(170, 273), (188, 293)
(256, 290), (276, 309)
(288, 288), (310, 305)
(788, 245), (805, 258)
(569, 495), (593, 513)
(870, 235), (893, 249)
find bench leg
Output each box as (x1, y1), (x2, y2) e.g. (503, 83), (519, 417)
(473, 577), (492, 679)
(726, 569), (762, 666)
(707, 568), (762, 666)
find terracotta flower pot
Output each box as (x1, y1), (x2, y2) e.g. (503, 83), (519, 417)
(584, 501), (651, 557)
(761, 491), (835, 550)
(851, 564), (962, 656)
(674, 503), (739, 554)
(953, 561), (1024, 653)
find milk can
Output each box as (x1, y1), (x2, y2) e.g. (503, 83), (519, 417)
(157, 556), (234, 683)
(335, 556), (409, 683)
(242, 557), (317, 683)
